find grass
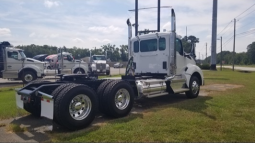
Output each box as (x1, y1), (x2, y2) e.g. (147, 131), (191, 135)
(6, 123), (27, 133)
(48, 69), (255, 142)
(0, 70), (255, 141)
(0, 86), (28, 120)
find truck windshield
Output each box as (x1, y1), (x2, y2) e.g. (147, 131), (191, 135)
(93, 56), (106, 60)
(19, 50), (27, 58)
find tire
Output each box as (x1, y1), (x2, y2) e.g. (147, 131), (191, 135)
(74, 68), (85, 74)
(185, 76), (200, 99)
(51, 83), (75, 124)
(96, 80), (114, 113)
(23, 80), (50, 117)
(54, 84), (97, 130)
(21, 71), (37, 84)
(103, 80), (134, 118)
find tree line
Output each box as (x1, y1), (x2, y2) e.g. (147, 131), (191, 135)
(16, 44), (129, 62)
(204, 41), (255, 65)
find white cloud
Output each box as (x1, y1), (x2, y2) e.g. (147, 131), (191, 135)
(49, 34), (59, 38)
(0, 28), (11, 37)
(89, 38), (111, 43)
(73, 38), (84, 43)
(88, 26), (123, 34)
(29, 32), (59, 38)
(44, 0), (60, 8)
(29, 32), (36, 37)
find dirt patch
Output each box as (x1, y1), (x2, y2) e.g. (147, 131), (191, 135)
(200, 84), (244, 96)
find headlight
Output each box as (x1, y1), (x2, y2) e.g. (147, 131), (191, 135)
(91, 64), (96, 67)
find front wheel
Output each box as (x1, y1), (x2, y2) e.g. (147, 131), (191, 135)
(54, 84), (97, 130)
(21, 71), (37, 83)
(185, 76), (200, 99)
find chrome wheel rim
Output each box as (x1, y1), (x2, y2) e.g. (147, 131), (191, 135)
(115, 88), (130, 110)
(191, 81), (199, 94)
(76, 71), (83, 74)
(24, 74), (33, 82)
(69, 94), (91, 120)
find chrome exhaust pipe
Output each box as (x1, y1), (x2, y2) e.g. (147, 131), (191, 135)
(166, 9), (176, 81)
(127, 19), (132, 58)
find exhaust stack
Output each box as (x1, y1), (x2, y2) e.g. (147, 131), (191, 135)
(127, 19), (132, 58)
(166, 9), (176, 80)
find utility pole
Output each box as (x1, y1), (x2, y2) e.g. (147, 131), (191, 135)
(210, 0), (218, 70)
(232, 19), (236, 71)
(220, 36), (223, 71)
(157, 0), (160, 32)
(135, 0), (138, 36)
(206, 43), (207, 62)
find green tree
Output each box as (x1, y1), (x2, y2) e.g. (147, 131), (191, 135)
(247, 42), (255, 64)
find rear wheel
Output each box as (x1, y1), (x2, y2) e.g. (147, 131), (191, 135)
(185, 76), (200, 99)
(51, 83), (75, 123)
(54, 84), (97, 130)
(103, 80), (134, 118)
(96, 80), (114, 113)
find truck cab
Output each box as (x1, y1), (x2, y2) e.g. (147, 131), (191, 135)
(89, 55), (110, 75)
(0, 41), (45, 83)
(58, 52), (88, 74)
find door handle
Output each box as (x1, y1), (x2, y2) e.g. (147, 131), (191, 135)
(8, 66), (12, 67)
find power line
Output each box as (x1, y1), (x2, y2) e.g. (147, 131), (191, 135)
(237, 20), (255, 30)
(238, 9), (255, 21)
(235, 3), (255, 19)
(217, 21), (233, 36)
(236, 29), (255, 36)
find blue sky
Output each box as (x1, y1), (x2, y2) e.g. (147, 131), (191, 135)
(0, 0), (255, 58)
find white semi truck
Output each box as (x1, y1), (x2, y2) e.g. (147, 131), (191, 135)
(0, 42), (45, 83)
(88, 55), (110, 75)
(15, 9), (204, 130)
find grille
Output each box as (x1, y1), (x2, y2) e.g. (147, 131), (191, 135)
(96, 63), (106, 69)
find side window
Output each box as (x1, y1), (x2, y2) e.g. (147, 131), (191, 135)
(134, 41), (139, 53)
(7, 51), (18, 60)
(140, 39), (157, 52)
(159, 38), (166, 51)
(176, 39), (183, 56)
(67, 55), (73, 61)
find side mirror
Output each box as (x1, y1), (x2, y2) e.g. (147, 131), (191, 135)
(21, 57), (26, 61)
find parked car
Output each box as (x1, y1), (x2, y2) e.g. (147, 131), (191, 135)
(114, 62), (123, 68)
(33, 54), (48, 62)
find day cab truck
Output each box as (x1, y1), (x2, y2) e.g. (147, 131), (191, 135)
(15, 9), (204, 130)
(87, 55), (110, 75)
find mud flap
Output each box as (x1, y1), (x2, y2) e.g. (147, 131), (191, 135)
(40, 92), (54, 120)
(15, 93), (24, 109)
